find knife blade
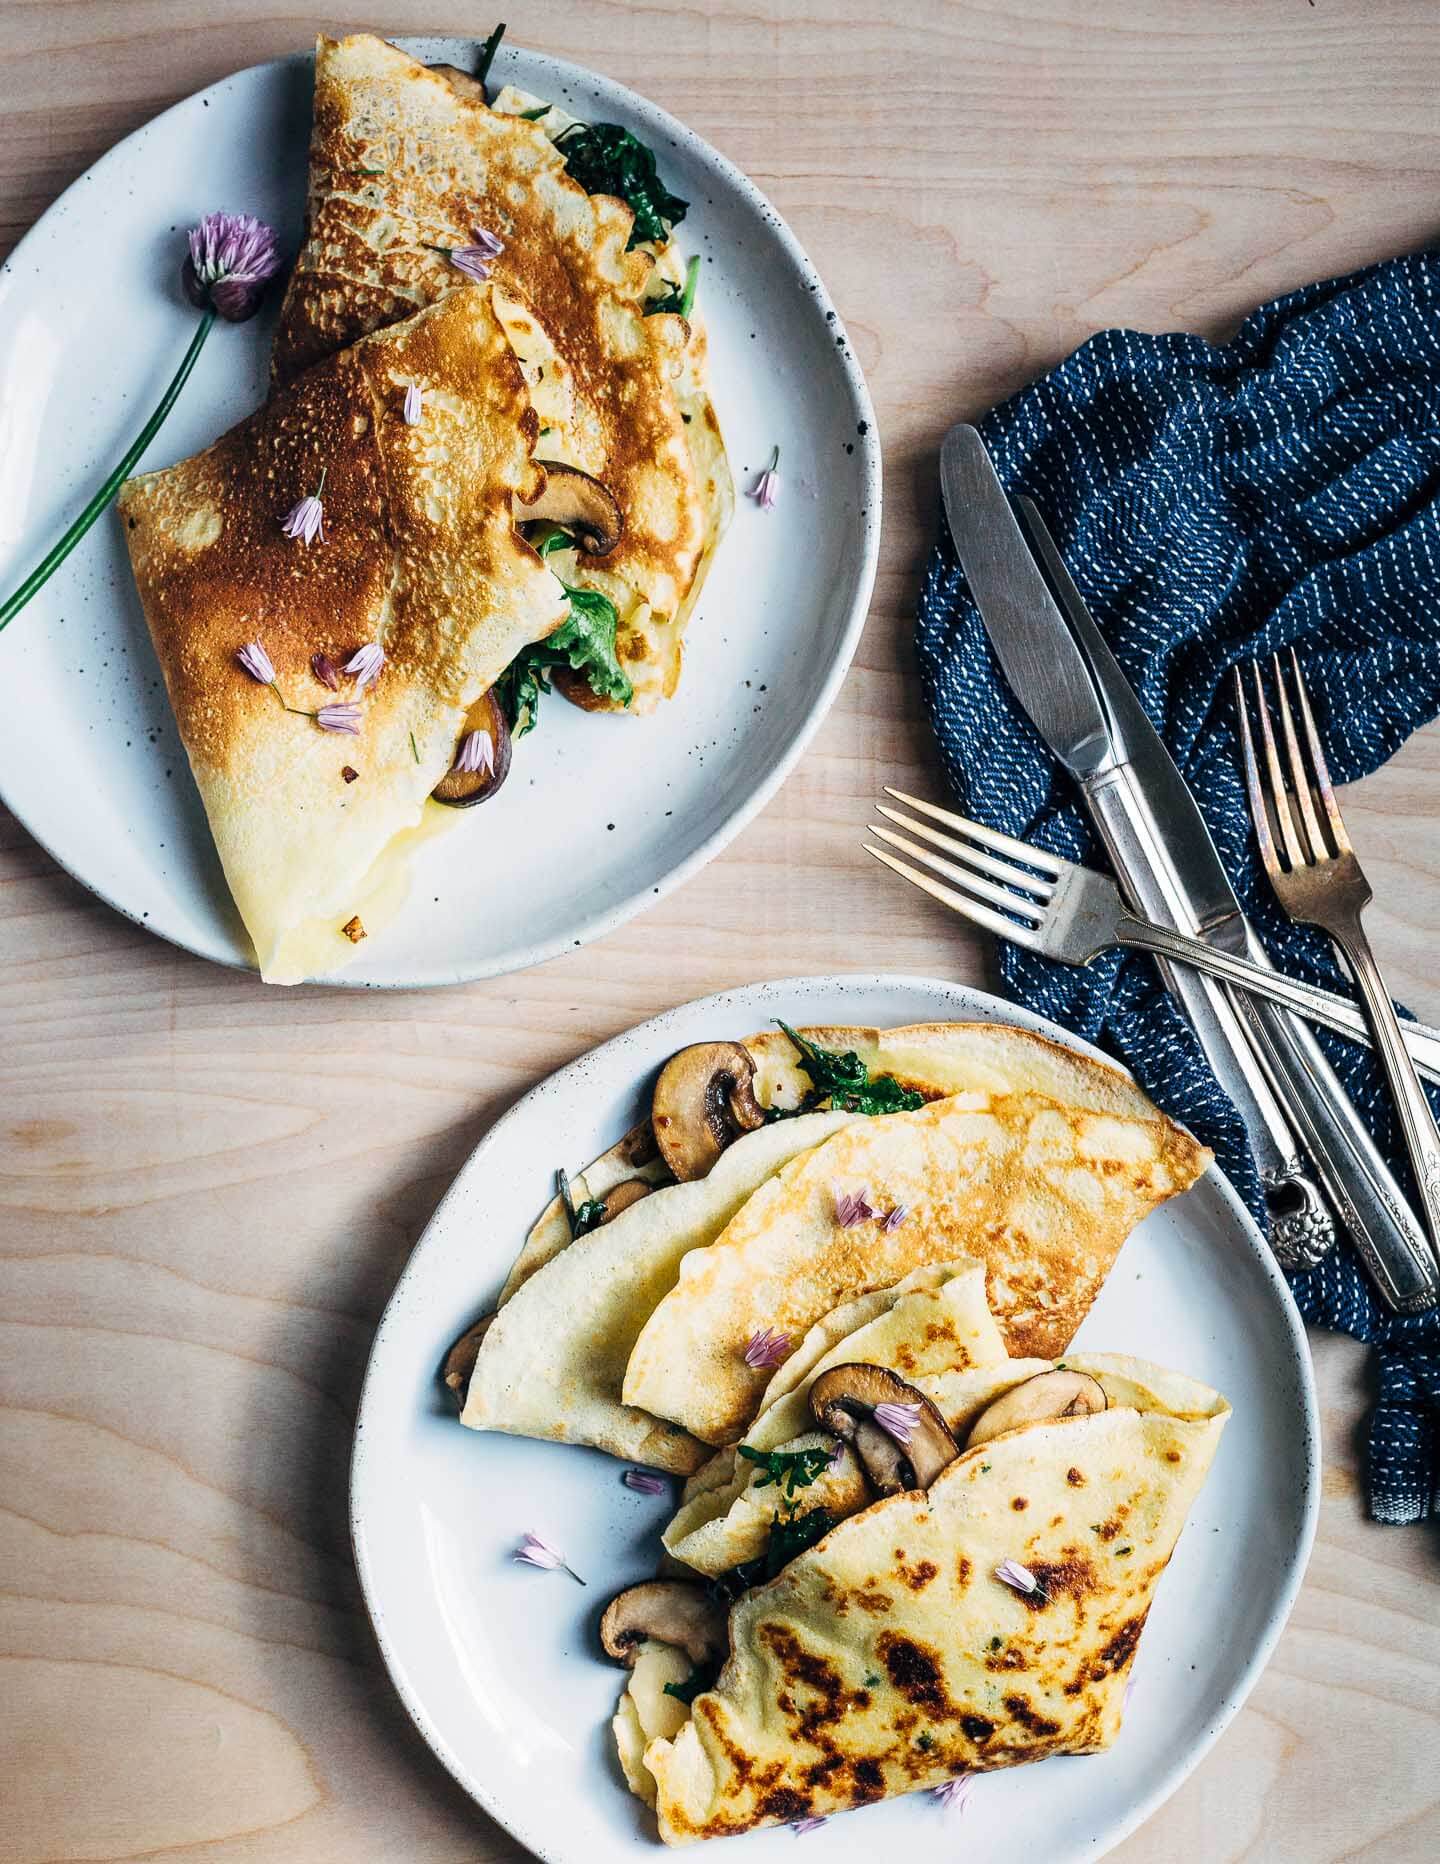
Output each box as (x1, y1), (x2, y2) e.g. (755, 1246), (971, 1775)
(940, 421), (1440, 1312)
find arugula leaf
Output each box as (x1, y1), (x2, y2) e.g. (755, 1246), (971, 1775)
(767, 1021), (925, 1119)
(663, 1659), (720, 1706)
(475, 22), (506, 89)
(737, 1442), (833, 1502)
(646, 254), (701, 320)
(709, 1508), (837, 1604)
(554, 122), (688, 249)
(497, 529), (633, 733)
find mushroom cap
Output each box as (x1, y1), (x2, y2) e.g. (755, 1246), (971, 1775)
(440, 1314), (492, 1406)
(651, 1042), (766, 1183)
(431, 688), (513, 807)
(963, 1368), (1109, 1449)
(519, 460), (624, 556)
(809, 1363), (960, 1493)
(597, 1178), (653, 1223)
(599, 1580), (726, 1669)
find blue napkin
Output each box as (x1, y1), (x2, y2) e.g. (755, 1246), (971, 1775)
(915, 252), (1440, 1524)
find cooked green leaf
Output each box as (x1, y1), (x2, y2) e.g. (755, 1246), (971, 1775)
(663, 1659), (720, 1705)
(554, 121), (688, 248)
(765, 1020), (925, 1119)
(572, 1198), (607, 1237)
(475, 21), (506, 88)
(498, 532), (633, 733)
(708, 1507), (837, 1604)
(737, 1442), (833, 1501)
(646, 254), (701, 319)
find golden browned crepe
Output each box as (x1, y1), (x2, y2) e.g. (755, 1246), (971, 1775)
(274, 33), (724, 710)
(635, 1355), (1229, 1841)
(119, 287), (564, 983)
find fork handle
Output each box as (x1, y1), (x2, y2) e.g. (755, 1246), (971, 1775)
(1114, 917), (1440, 1086)
(1325, 916), (1440, 1249)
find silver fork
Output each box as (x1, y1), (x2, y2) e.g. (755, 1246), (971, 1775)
(1235, 651), (1440, 1250)
(863, 787), (1440, 1087)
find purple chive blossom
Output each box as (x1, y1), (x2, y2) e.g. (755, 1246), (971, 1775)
(236, 640), (276, 685)
(995, 1557), (1047, 1599)
(344, 643), (386, 690)
(311, 651), (340, 691)
(431, 226), (505, 281)
(873, 1400), (922, 1447)
(1123, 1676), (1137, 1711)
(182, 211), (283, 322)
(749, 445), (780, 511)
(743, 1326), (791, 1370)
(828, 1437), (847, 1471)
(281, 468), (328, 545)
(791, 1817), (827, 1836)
(315, 703), (362, 736)
(881, 1203), (910, 1233)
(833, 1184), (876, 1228)
(623, 1469), (668, 1496)
(403, 384), (424, 425)
(454, 729), (495, 776)
(513, 1531), (585, 1585)
(933, 1775), (973, 1811)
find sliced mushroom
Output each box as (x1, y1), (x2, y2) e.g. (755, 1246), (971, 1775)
(809, 1364), (960, 1495)
(432, 689), (513, 808)
(964, 1369), (1108, 1449)
(594, 1178), (653, 1224)
(651, 1042), (766, 1182)
(440, 1314), (493, 1407)
(429, 62), (488, 104)
(600, 1581), (726, 1669)
(519, 461), (623, 556)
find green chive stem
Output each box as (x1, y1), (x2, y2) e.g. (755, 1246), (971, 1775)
(679, 253), (700, 319)
(0, 307), (217, 632)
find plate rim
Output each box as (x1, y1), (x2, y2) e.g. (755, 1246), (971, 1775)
(0, 35), (882, 990)
(349, 971), (1321, 1861)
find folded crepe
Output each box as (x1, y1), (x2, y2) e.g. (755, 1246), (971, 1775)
(623, 1089), (1209, 1444)
(119, 287), (563, 983)
(275, 33), (729, 711)
(628, 1354), (1229, 1842)
(663, 1259), (1008, 1576)
(461, 1112), (858, 1473)
(497, 1020), (1196, 1304)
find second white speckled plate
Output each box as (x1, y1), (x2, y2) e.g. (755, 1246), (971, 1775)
(351, 976), (1318, 1862)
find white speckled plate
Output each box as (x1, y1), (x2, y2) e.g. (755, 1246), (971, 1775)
(0, 36), (878, 986)
(351, 976), (1318, 1862)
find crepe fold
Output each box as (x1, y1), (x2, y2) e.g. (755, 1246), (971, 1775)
(119, 288), (564, 983)
(639, 1355), (1229, 1843)
(623, 1087), (1209, 1444)
(275, 33), (727, 710)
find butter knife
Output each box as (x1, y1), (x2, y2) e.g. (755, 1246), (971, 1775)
(940, 423), (1439, 1313)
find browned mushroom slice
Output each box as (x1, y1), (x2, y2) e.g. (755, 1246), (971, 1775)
(809, 1363), (960, 1495)
(519, 461), (623, 556)
(595, 1178), (654, 1224)
(440, 1313), (493, 1407)
(432, 689), (513, 808)
(600, 1581), (726, 1669)
(651, 1042), (766, 1182)
(428, 62), (488, 104)
(963, 1369), (1108, 1449)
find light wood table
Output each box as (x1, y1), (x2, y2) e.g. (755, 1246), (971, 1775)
(2, 4), (1438, 1858)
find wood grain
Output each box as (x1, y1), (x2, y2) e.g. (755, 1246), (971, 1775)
(3, 2), (1440, 1858)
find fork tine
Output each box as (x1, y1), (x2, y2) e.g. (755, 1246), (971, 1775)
(863, 844), (1044, 951)
(1271, 652), (1330, 859)
(1232, 667), (1282, 881)
(874, 803), (1054, 901)
(868, 823), (1046, 921)
(881, 788), (1063, 878)
(1288, 647), (1352, 855)
(1249, 661), (1306, 870)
